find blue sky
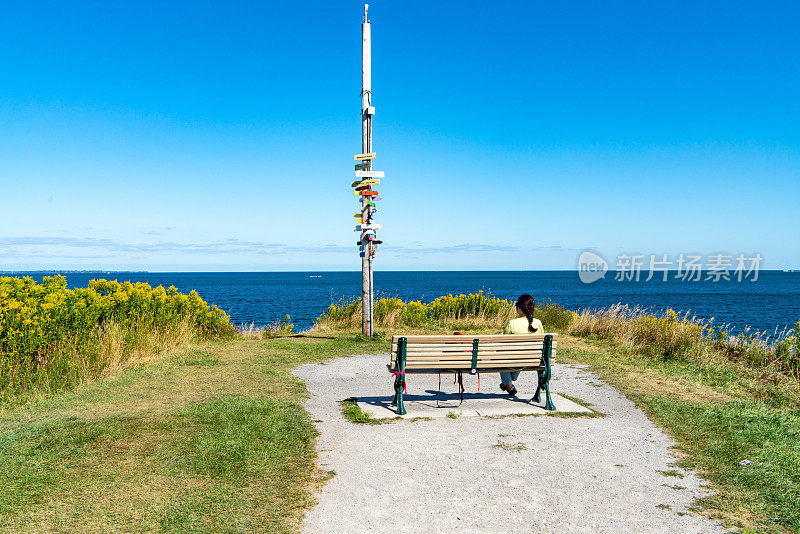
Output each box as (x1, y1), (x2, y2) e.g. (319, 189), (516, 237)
(1, 1), (798, 271)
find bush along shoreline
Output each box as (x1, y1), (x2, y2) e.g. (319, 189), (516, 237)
(0, 275), (235, 403)
(315, 293), (799, 388)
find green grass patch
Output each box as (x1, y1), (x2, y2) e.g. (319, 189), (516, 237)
(0, 333), (390, 532)
(657, 470), (686, 479)
(340, 398), (381, 425)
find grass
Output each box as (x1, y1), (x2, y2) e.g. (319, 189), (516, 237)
(492, 438), (527, 451)
(340, 398), (381, 425)
(657, 470), (687, 479)
(0, 333), (388, 532)
(2, 289), (798, 532)
(557, 335), (800, 532)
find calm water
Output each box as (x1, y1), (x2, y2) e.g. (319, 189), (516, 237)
(4, 271), (799, 334)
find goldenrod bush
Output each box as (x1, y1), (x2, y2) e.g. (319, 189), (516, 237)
(0, 275), (234, 401)
(315, 292), (570, 332)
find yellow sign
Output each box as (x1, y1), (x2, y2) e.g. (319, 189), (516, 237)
(354, 213), (362, 217)
(352, 179), (380, 187)
(353, 152), (376, 161)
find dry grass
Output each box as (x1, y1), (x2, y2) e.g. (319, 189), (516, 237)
(237, 315), (295, 339)
(565, 304), (798, 387)
(96, 316), (197, 375)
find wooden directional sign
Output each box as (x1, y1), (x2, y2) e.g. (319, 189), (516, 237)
(355, 223), (382, 231)
(352, 179), (380, 187)
(354, 189), (378, 196)
(355, 170), (384, 178)
(354, 213), (362, 218)
(354, 162), (369, 171)
(353, 152), (376, 161)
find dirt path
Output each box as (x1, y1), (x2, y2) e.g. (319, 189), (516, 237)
(294, 354), (724, 534)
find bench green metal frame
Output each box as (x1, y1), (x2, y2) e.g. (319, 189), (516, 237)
(389, 334), (555, 415)
(391, 336), (407, 415)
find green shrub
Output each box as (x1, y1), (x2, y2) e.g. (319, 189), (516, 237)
(263, 314), (294, 338)
(534, 303), (574, 331)
(0, 275), (234, 401)
(314, 291), (515, 331)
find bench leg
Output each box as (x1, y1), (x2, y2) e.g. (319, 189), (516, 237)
(536, 334), (555, 410)
(532, 373), (555, 410)
(533, 370), (544, 403)
(543, 379), (555, 411)
(392, 375), (406, 415)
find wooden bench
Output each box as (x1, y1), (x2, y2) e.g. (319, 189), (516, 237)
(388, 333), (557, 415)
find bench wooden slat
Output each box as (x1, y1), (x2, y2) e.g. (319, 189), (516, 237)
(398, 349), (545, 357)
(393, 344), (544, 350)
(401, 362), (541, 368)
(391, 348), (555, 358)
(403, 359), (542, 365)
(392, 344), (544, 348)
(392, 334), (547, 343)
(393, 347), (543, 354)
(392, 362), (543, 369)
(404, 353), (542, 360)
(391, 368), (537, 374)
(392, 345), (551, 352)
(392, 343), (544, 353)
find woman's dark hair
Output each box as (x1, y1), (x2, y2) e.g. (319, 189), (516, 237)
(515, 294), (538, 332)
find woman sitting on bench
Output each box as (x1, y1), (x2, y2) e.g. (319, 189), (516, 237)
(499, 294), (544, 396)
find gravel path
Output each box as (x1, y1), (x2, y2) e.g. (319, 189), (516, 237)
(293, 353), (724, 534)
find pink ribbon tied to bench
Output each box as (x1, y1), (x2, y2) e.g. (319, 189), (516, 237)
(392, 371), (407, 393)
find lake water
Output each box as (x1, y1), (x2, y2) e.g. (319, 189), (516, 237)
(4, 271), (798, 335)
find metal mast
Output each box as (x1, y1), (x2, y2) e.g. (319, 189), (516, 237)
(358, 4), (378, 336)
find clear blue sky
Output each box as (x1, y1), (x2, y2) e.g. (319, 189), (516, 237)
(1, 1), (798, 271)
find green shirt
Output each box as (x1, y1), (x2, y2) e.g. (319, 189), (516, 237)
(502, 316), (544, 334)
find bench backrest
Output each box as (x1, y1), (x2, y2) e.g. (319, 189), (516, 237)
(389, 334), (557, 372)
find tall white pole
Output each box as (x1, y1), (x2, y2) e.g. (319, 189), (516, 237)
(361, 4), (373, 336)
